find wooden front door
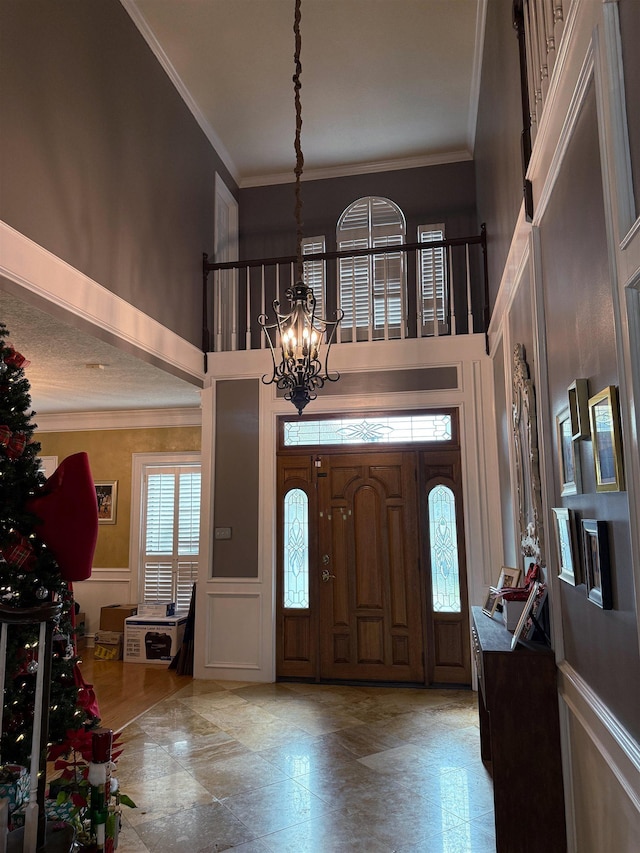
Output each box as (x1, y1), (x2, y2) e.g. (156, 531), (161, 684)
(317, 451), (424, 682)
(276, 417), (471, 686)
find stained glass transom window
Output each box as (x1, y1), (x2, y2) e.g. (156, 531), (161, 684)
(283, 488), (309, 609)
(284, 414), (452, 447)
(429, 485), (461, 613)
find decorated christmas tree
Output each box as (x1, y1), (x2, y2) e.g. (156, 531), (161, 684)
(0, 321), (90, 767)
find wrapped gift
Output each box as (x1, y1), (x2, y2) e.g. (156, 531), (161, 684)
(0, 765), (29, 813)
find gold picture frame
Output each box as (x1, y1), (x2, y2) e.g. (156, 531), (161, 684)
(588, 386), (624, 492)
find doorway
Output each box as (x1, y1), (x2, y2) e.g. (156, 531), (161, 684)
(276, 411), (471, 686)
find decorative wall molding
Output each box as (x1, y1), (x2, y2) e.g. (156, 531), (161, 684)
(559, 661), (640, 813)
(85, 568), (132, 583)
(204, 592), (263, 672)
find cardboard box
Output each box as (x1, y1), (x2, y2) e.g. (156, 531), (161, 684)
(124, 615), (186, 664)
(136, 601), (176, 618)
(502, 599), (528, 631)
(100, 604), (138, 633)
(94, 630), (123, 661)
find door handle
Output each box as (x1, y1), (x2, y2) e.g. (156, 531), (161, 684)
(321, 568), (336, 582)
(322, 554), (330, 565)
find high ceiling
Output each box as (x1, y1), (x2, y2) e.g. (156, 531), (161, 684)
(4, 0), (485, 415)
(126, 0), (484, 186)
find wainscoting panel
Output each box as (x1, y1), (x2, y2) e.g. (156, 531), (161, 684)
(559, 662), (640, 852)
(205, 592), (262, 672)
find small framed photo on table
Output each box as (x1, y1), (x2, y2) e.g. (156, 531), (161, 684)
(588, 386), (624, 492)
(496, 565), (521, 590)
(510, 581), (543, 649)
(582, 519), (612, 609)
(95, 481), (118, 524)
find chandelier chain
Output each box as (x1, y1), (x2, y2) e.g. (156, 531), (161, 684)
(293, 0), (304, 280)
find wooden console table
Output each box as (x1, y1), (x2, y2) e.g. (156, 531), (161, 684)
(471, 606), (566, 853)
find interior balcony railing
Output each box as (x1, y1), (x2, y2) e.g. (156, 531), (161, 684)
(202, 224), (488, 364)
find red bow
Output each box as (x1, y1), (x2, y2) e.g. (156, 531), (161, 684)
(1, 532), (35, 570)
(0, 426), (27, 459)
(4, 346), (30, 370)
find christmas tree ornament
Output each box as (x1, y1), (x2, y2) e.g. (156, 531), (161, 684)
(26, 660), (38, 674)
(35, 586), (48, 600)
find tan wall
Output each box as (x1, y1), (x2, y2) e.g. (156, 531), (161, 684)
(37, 426), (201, 568)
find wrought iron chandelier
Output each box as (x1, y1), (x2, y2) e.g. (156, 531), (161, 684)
(258, 0), (342, 416)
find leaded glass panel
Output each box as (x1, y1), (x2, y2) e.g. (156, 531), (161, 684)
(284, 414), (452, 447)
(284, 488), (309, 609)
(429, 485), (461, 613)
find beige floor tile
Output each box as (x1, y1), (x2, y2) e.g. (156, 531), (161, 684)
(123, 769), (215, 827)
(189, 750), (289, 798)
(221, 778), (337, 837)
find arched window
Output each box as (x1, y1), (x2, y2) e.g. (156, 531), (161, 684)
(428, 484), (461, 613)
(283, 488), (309, 609)
(337, 196), (406, 339)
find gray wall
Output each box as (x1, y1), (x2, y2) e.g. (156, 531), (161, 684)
(239, 162), (481, 333)
(474, 0), (525, 308)
(213, 379), (259, 578)
(539, 85), (640, 740)
(0, 0), (237, 346)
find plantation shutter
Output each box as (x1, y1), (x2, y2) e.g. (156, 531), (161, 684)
(142, 465), (201, 612)
(418, 224), (448, 333)
(302, 236), (326, 320)
(337, 197), (406, 336)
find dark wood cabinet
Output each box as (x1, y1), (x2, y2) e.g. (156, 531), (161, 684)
(471, 606), (566, 852)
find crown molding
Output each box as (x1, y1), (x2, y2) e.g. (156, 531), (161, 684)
(240, 150), (474, 189)
(121, 0), (240, 186)
(36, 406), (202, 433)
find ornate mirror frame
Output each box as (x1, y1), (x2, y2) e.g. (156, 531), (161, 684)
(512, 343), (544, 563)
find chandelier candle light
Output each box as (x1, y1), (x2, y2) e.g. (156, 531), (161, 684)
(258, 0), (343, 416)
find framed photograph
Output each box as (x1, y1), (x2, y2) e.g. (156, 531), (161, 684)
(38, 455), (58, 479)
(510, 581), (541, 649)
(568, 378), (590, 440)
(582, 519), (612, 609)
(496, 565), (521, 590)
(482, 587), (502, 617)
(588, 386), (625, 492)
(552, 507), (580, 586)
(556, 407), (581, 496)
(95, 481), (118, 524)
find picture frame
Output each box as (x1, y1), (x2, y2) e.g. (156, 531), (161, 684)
(552, 507), (580, 586)
(582, 519), (612, 609)
(556, 407), (581, 496)
(568, 378), (590, 440)
(95, 481), (118, 524)
(510, 580), (542, 649)
(588, 386), (624, 492)
(482, 587), (502, 617)
(496, 565), (521, 590)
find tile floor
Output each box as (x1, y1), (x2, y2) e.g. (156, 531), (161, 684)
(114, 680), (496, 852)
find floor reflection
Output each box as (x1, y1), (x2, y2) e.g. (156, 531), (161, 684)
(113, 681), (496, 852)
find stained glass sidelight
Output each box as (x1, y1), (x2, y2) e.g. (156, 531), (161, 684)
(284, 488), (309, 609)
(429, 485), (461, 612)
(284, 413), (452, 447)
